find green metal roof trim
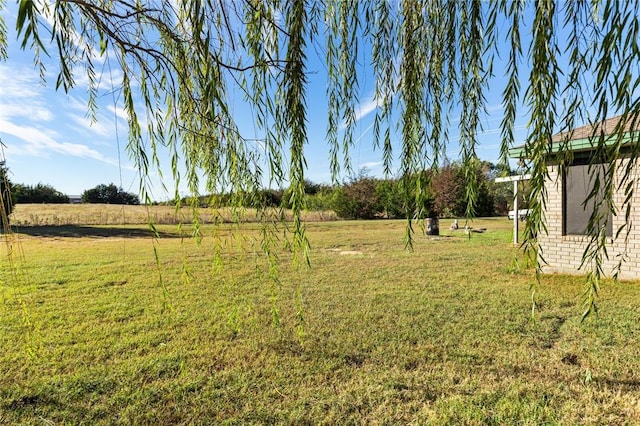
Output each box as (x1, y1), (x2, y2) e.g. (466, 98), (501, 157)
(508, 133), (639, 159)
(508, 115), (640, 159)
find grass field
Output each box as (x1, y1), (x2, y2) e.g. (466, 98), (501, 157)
(10, 203), (337, 226)
(1, 215), (640, 424)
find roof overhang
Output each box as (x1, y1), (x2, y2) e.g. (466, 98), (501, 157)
(508, 131), (640, 159)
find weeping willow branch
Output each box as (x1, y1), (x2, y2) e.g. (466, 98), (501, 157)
(4, 0), (640, 323)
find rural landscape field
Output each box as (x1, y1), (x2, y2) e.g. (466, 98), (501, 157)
(2, 205), (640, 424)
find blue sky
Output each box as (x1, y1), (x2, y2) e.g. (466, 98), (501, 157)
(0, 3), (531, 201)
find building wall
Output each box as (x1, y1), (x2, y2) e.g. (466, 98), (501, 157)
(541, 159), (640, 279)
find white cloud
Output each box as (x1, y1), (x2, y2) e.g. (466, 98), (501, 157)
(0, 118), (117, 165)
(64, 96), (126, 139)
(486, 103), (505, 113)
(0, 65), (54, 122)
(67, 112), (114, 138)
(354, 96), (381, 123)
(0, 103), (53, 122)
(107, 104), (128, 121)
(39, 1), (106, 66)
(0, 61), (119, 163)
(360, 161), (383, 170)
(65, 95), (91, 112)
(342, 52), (401, 131)
(72, 61), (123, 92)
(0, 69), (41, 98)
(340, 94), (380, 130)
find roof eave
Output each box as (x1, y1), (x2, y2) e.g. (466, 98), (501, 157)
(508, 131), (640, 160)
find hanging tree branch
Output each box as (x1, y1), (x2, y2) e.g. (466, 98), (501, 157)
(3, 0), (640, 321)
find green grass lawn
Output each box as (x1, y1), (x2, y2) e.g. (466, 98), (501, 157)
(1, 218), (640, 424)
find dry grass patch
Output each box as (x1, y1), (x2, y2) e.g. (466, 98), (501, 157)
(11, 203), (337, 226)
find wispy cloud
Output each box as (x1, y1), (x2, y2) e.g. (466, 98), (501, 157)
(340, 93), (380, 130)
(0, 102), (53, 122)
(359, 161), (383, 170)
(107, 105), (128, 121)
(486, 103), (505, 113)
(0, 64), (119, 164)
(0, 67), (42, 98)
(0, 66), (53, 122)
(67, 113), (114, 138)
(342, 51), (401, 130)
(63, 96), (128, 140)
(0, 118), (117, 165)
(354, 96), (380, 123)
(72, 62), (124, 92)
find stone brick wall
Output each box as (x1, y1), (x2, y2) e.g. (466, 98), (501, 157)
(540, 159), (640, 279)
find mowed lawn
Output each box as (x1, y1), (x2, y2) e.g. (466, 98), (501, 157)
(1, 216), (640, 424)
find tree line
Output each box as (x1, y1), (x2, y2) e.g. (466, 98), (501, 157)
(1, 160), (525, 220)
(13, 183), (139, 205)
(0, 163), (140, 207)
(184, 161), (526, 220)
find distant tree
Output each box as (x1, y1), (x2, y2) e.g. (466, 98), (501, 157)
(280, 180), (331, 210)
(483, 163), (523, 216)
(256, 189), (283, 208)
(302, 179), (322, 196)
(473, 176), (495, 218)
(471, 161), (496, 218)
(374, 179), (402, 219)
(82, 184), (140, 205)
(332, 172), (381, 220)
(13, 183), (69, 204)
(430, 162), (496, 218)
(305, 184), (336, 212)
(0, 162), (13, 231)
(431, 164), (465, 218)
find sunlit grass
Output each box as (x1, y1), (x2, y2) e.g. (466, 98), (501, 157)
(1, 217), (640, 424)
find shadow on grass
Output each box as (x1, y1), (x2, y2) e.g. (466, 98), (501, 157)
(597, 377), (640, 391)
(12, 225), (182, 239)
